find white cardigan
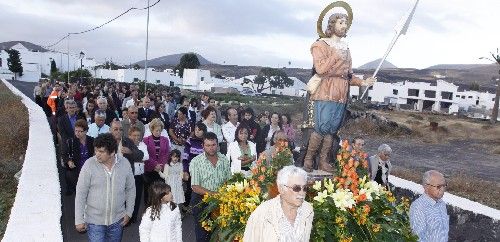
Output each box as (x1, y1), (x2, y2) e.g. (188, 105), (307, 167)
(226, 141), (257, 174)
(139, 204), (182, 242)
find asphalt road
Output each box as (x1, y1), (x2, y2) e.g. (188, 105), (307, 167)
(7, 80), (196, 242)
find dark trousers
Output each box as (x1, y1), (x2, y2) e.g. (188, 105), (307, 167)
(191, 192), (210, 242)
(131, 175), (144, 221)
(65, 167), (79, 193)
(35, 95), (42, 107)
(143, 171), (162, 207)
(184, 176), (192, 206)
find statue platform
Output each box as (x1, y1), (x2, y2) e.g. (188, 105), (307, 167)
(307, 169), (334, 181)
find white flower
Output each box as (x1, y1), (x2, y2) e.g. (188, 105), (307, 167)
(313, 190), (329, 204)
(330, 188), (356, 211)
(363, 181), (383, 199)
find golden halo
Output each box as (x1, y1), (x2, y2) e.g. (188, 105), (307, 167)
(317, 1), (353, 38)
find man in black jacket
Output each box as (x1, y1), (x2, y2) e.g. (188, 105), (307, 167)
(138, 96), (153, 124)
(110, 120), (144, 223)
(96, 96), (118, 125)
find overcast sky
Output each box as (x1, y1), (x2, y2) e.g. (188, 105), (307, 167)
(1, 0), (499, 69)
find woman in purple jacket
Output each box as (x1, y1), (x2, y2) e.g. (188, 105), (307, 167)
(143, 118), (171, 205)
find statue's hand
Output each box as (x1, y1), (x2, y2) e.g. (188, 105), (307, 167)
(362, 77), (377, 86)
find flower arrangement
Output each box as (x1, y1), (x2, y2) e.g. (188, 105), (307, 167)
(200, 139), (293, 241)
(201, 139), (417, 242)
(200, 178), (262, 242)
(309, 140), (417, 242)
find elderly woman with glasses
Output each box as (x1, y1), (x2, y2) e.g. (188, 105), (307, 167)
(244, 165), (314, 242)
(368, 144), (393, 188)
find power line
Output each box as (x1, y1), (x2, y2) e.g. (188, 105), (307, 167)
(44, 0), (161, 48)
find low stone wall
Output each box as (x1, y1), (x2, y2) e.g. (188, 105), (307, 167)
(390, 176), (500, 242)
(1, 79), (62, 242)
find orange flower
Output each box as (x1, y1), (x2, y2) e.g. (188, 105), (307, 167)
(251, 168), (258, 175)
(249, 179), (256, 186)
(363, 204), (370, 214)
(362, 160), (368, 168)
(258, 175), (265, 181)
(358, 194), (367, 202)
(260, 166), (266, 172)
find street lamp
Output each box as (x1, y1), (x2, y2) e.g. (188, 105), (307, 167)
(79, 51), (85, 83)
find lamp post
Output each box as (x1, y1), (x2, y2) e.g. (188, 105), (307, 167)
(79, 51), (85, 84)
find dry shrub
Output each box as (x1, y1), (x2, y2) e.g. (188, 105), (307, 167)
(406, 119), (422, 125)
(392, 166), (500, 209)
(408, 113), (424, 120)
(0, 82), (29, 237)
(493, 146), (500, 155)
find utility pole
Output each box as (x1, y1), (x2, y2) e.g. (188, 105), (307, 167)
(491, 77), (499, 124)
(144, 0), (150, 93)
(67, 34), (70, 83)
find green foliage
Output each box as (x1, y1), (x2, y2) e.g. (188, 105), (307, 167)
(95, 61), (124, 70)
(56, 69), (92, 82)
(469, 81), (480, 91)
(6, 49), (23, 79)
(247, 67), (293, 93)
(175, 53), (201, 78)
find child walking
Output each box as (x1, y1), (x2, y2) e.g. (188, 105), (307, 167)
(139, 181), (182, 242)
(159, 149), (186, 205)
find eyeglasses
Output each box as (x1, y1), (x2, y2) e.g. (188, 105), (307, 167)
(426, 183), (447, 190)
(129, 112), (138, 114)
(284, 184), (307, 193)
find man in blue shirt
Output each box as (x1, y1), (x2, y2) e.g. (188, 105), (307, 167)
(410, 170), (449, 242)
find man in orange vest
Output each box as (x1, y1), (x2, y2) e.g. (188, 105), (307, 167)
(47, 82), (62, 116)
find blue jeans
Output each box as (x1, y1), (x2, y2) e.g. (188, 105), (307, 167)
(314, 100), (346, 135)
(87, 219), (123, 242)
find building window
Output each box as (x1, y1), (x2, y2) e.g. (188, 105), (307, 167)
(476, 100), (479, 105)
(156, 80), (160, 84)
(170, 81), (174, 87)
(393, 89), (398, 95)
(408, 89), (419, 97)
(493, 98), (496, 101)
(0, 58), (2, 67)
(441, 91), (453, 100)
(461, 96), (465, 99)
(468, 96), (473, 99)
(201, 77), (204, 82)
(456, 95), (460, 97)
(424, 90), (436, 98)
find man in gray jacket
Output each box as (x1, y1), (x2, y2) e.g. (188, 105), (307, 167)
(75, 133), (136, 241)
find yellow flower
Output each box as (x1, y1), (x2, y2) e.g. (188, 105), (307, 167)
(383, 209), (392, 215)
(372, 224), (381, 233)
(324, 179), (335, 193)
(312, 180), (322, 191)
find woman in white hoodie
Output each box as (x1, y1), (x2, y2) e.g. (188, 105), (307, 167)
(139, 181), (182, 242)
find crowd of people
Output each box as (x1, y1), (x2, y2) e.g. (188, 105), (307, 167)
(33, 79), (449, 242)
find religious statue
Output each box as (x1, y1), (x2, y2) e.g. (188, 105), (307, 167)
(302, 1), (376, 173)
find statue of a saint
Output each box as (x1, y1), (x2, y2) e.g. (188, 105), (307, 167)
(303, 2), (376, 173)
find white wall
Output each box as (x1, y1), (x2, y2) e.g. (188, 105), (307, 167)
(1, 79), (62, 242)
(95, 68), (182, 86)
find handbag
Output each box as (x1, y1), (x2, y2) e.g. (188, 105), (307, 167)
(307, 74), (322, 94)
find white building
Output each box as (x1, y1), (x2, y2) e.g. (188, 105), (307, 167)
(94, 68), (182, 86)
(182, 69), (243, 92)
(352, 79), (498, 116)
(0, 42), (97, 82)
